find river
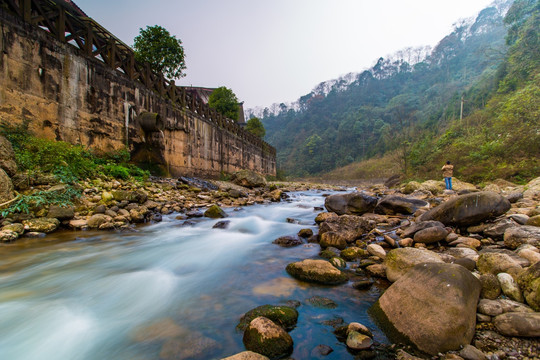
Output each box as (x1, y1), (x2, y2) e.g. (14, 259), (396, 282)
(0, 190), (389, 359)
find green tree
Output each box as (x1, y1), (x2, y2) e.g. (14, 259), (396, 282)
(208, 87), (239, 120)
(245, 117), (266, 138)
(133, 25), (186, 79)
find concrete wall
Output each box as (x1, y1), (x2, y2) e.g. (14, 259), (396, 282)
(0, 9), (275, 177)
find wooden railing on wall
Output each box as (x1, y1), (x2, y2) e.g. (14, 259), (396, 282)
(0, 0), (275, 156)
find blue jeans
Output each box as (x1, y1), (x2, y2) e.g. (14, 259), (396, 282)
(444, 177), (452, 190)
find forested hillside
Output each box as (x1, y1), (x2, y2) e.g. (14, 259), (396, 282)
(255, 0), (539, 183)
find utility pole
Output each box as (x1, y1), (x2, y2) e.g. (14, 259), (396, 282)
(460, 94), (464, 121)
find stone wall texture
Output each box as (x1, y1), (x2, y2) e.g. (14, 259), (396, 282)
(0, 9), (276, 177)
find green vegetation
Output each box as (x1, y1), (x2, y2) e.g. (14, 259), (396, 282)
(1, 186), (81, 217)
(208, 86), (240, 121)
(133, 25), (186, 79)
(0, 122), (150, 216)
(260, 0), (539, 183)
(245, 117), (266, 138)
(1, 122), (149, 183)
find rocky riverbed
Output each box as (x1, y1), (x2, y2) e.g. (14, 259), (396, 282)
(230, 176), (540, 360)
(1, 147), (540, 359)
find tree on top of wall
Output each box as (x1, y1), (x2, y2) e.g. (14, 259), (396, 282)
(246, 117), (266, 138)
(208, 87), (240, 121)
(133, 25), (186, 80)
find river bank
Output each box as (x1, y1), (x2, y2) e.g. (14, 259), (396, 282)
(1, 172), (539, 359)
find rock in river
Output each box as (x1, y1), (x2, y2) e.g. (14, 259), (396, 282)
(243, 317), (293, 359)
(286, 259), (347, 285)
(237, 305), (298, 331)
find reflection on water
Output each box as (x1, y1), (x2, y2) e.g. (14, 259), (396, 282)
(0, 191), (388, 360)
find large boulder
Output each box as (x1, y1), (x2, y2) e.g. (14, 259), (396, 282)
(231, 170), (267, 188)
(493, 312), (540, 337)
(420, 192), (511, 227)
(286, 259), (347, 285)
(324, 192), (377, 216)
(384, 248), (444, 282)
(375, 195), (429, 215)
(242, 317), (293, 359)
(504, 226), (540, 249)
(378, 263), (481, 355)
(517, 262), (540, 311)
(0, 135), (17, 177)
(0, 168), (15, 203)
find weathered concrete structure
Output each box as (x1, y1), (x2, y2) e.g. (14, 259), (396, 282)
(0, 0), (275, 177)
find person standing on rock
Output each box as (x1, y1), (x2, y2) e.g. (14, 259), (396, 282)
(442, 161), (454, 190)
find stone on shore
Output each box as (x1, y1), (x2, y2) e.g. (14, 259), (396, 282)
(231, 170), (267, 188)
(420, 191), (511, 227)
(242, 317), (293, 359)
(517, 262), (540, 311)
(324, 192), (377, 216)
(87, 214), (113, 228)
(476, 252), (522, 275)
(286, 259), (347, 285)
(477, 299), (534, 316)
(22, 218), (60, 233)
(47, 205), (75, 220)
(0, 168), (14, 203)
(459, 345), (488, 360)
(413, 226), (449, 244)
(497, 273), (524, 303)
(378, 263), (481, 355)
(504, 226), (540, 249)
(401, 220), (446, 238)
(0, 229), (19, 242)
(112, 189), (148, 204)
(493, 312), (540, 337)
(374, 195), (428, 215)
(384, 247), (444, 282)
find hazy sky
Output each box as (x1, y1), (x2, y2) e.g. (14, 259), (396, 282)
(74, 0), (494, 109)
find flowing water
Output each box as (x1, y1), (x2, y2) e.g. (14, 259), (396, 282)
(0, 191), (389, 360)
